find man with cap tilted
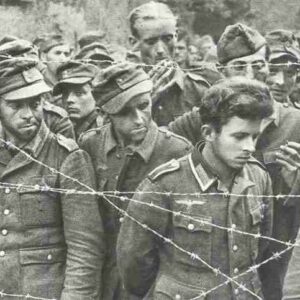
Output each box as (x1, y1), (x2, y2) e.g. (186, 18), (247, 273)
(128, 1), (211, 126)
(79, 62), (192, 299)
(265, 29), (300, 106)
(53, 61), (103, 140)
(0, 57), (104, 299)
(168, 23), (300, 300)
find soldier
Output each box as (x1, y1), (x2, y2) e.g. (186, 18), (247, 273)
(0, 57), (104, 299)
(265, 30), (300, 106)
(0, 35), (75, 139)
(79, 62), (192, 299)
(167, 23), (300, 300)
(117, 78), (274, 299)
(128, 1), (210, 126)
(33, 33), (72, 88)
(174, 30), (191, 69)
(53, 61), (103, 140)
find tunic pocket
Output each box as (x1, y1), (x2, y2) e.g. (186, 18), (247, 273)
(153, 274), (205, 300)
(18, 176), (61, 227)
(20, 246), (66, 299)
(172, 213), (213, 268)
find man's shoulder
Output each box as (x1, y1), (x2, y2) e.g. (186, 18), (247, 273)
(43, 100), (68, 118)
(55, 133), (79, 152)
(78, 124), (109, 145)
(157, 127), (192, 150)
(148, 158), (182, 182)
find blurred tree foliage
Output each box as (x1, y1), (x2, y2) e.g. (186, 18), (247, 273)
(161, 0), (251, 40)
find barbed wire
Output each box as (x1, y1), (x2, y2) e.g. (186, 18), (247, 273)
(0, 137), (298, 300)
(0, 291), (55, 300)
(0, 181), (298, 249)
(3, 55), (300, 74)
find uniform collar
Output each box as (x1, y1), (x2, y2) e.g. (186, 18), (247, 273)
(22, 121), (50, 158)
(261, 98), (280, 132)
(173, 67), (185, 91)
(105, 121), (158, 163)
(0, 121), (49, 158)
(189, 142), (255, 193)
(189, 143), (218, 192)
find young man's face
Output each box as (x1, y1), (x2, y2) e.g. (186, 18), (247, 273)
(174, 39), (188, 67)
(109, 93), (152, 146)
(266, 56), (298, 103)
(61, 83), (95, 122)
(209, 116), (261, 171)
(0, 96), (43, 143)
(224, 46), (269, 82)
(132, 18), (177, 65)
(43, 44), (71, 74)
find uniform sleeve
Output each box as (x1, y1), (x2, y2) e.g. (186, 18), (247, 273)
(168, 109), (203, 145)
(117, 178), (170, 297)
(59, 149), (105, 300)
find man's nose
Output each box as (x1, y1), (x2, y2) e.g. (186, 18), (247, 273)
(272, 71), (285, 86)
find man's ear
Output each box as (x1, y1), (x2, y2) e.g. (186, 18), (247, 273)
(129, 35), (140, 51)
(201, 124), (216, 142)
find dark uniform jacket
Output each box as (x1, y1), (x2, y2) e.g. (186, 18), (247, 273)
(79, 121), (192, 300)
(117, 146), (273, 300)
(152, 68), (209, 126)
(74, 108), (103, 141)
(43, 100), (75, 139)
(0, 121), (104, 300)
(168, 101), (300, 300)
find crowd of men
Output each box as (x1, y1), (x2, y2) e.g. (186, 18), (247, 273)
(0, 1), (300, 299)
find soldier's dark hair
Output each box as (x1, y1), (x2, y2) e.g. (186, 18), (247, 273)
(199, 77), (273, 132)
(128, 1), (177, 38)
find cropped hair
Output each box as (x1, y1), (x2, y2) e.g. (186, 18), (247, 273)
(128, 1), (177, 38)
(199, 77), (273, 132)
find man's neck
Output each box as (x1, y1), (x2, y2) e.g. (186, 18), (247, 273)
(202, 143), (236, 189)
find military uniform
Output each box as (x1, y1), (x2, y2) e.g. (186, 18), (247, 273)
(117, 144), (273, 300)
(0, 122), (104, 300)
(0, 58), (104, 300)
(43, 100), (75, 139)
(81, 62), (193, 299)
(152, 68), (210, 126)
(80, 121), (192, 300)
(168, 100), (300, 300)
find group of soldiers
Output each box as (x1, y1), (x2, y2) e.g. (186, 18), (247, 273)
(0, 1), (300, 300)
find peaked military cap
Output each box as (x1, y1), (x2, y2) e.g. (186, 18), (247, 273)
(217, 23), (267, 64)
(78, 30), (106, 49)
(75, 42), (113, 62)
(92, 62), (152, 114)
(265, 29), (300, 61)
(33, 33), (67, 53)
(53, 61), (99, 96)
(0, 58), (51, 100)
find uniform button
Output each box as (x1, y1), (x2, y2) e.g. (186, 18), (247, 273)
(233, 245), (238, 252)
(47, 254), (53, 261)
(283, 102), (289, 108)
(0, 250), (5, 257)
(158, 105), (163, 110)
(234, 288), (239, 295)
(234, 267), (239, 274)
(116, 153), (121, 159)
(4, 187), (10, 194)
(1, 229), (8, 236)
(115, 175), (119, 180)
(187, 223), (195, 231)
(175, 294), (181, 300)
(119, 217), (124, 223)
(231, 224), (237, 229)
(3, 209), (10, 216)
